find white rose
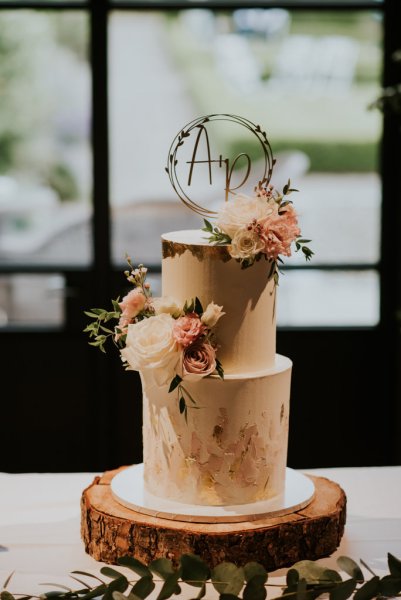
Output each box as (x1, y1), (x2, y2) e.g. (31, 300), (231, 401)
(120, 313), (180, 386)
(152, 296), (181, 318)
(201, 302), (225, 328)
(217, 194), (274, 239)
(230, 228), (265, 260)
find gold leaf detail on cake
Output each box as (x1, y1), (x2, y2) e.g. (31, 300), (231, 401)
(162, 239), (232, 262)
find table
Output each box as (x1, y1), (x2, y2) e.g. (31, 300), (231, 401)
(1, 467), (400, 596)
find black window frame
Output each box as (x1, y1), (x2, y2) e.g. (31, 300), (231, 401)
(0, 0), (400, 467)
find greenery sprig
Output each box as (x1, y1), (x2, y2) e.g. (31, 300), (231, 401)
(2, 553), (401, 600)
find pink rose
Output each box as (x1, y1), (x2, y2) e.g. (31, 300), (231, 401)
(172, 313), (205, 348)
(258, 204), (301, 260)
(118, 288), (146, 330)
(182, 341), (216, 382)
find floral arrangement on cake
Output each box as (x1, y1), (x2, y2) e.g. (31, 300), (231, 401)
(84, 258), (224, 419)
(203, 179), (313, 283)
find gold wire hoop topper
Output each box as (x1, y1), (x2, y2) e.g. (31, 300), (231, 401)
(165, 114), (276, 218)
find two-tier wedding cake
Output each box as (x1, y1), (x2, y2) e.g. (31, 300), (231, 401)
(85, 114), (314, 518)
(142, 230), (292, 506)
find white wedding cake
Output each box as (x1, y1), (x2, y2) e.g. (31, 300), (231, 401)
(141, 230), (292, 506)
(85, 115), (313, 512)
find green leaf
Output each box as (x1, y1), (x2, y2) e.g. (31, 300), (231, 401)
(211, 563), (244, 596)
(168, 375), (182, 393)
(296, 578), (308, 600)
(68, 576), (90, 590)
(283, 179), (291, 195)
(292, 561), (342, 585)
(155, 571), (181, 600)
(379, 575), (401, 596)
(39, 585), (71, 592)
(117, 557), (152, 579)
(215, 359), (224, 380)
(149, 558), (175, 580)
(100, 568), (125, 581)
(78, 584), (107, 600)
(219, 595), (240, 600)
(130, 576), (155, 599)
(337, 557), (364, 583)
(329, 579), (357, 600)
(287, 569), (300, 587)
(1, 592), (15, 600)
(388, 553), (401, 578)
(202, 219), (213, 233)
(244, 563), (267, 584)
(243, 575), (267, 600)
(2, 572), (15, 590)
(180, 554), (210, 587)
(103, 577), (129, 600)
(194, 297), (203, 316)
(354, 576), (380, 600)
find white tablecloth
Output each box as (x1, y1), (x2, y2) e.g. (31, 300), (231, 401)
(1, 467), (400, 595)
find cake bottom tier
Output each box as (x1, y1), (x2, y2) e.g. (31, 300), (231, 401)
(142, 354), (292, 506)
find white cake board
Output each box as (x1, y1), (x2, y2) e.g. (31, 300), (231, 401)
(111, 464), (315, 524)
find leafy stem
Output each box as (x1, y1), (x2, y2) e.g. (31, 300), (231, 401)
(2, 553), (401, 600)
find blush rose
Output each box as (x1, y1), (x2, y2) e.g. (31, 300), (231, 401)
(173, 312), (205, 347)
(181, 341), (217, 382)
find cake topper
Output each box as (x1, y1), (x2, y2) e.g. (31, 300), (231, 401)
(165, 114), (275, 217)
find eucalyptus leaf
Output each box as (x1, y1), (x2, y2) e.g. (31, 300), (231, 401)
(102, 576), (129, 600)
(179, 397), (186, 414)
(296, 578), (308, 600)
(337, 557), (364, 583)
(388, 553), (401, 578)
(39, 593), (66, 598)
(155, 571), (181, 600)
(180, 554), (210, 587)
(2, 572), (15, 590)
(219, 595), (240, 600)
(243, 576), (267, 600)
(292, 561), (342, 585)
(78, 584), (107, 600)
(149, 558), (175, 580)
(353, 576), (380, 600)
(244, 562), (267, 584)
(378, 574), (401, 596)
(130, 576), (155, 599)
(329, 579), (356, 600)
(69, 576), (90, 590)
(287, 569), (300, 587)
(211, 563), (244, 596)
(112, 592), (139, 600)
(100, 568), (126, 581)
(40, 584), (72, 592)
(1, 592), (15, 600)
(117, 557), (151, 579)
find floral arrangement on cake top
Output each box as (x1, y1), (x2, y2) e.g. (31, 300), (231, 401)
(203, 179), (313, 283)
(84, 257), (224, 419)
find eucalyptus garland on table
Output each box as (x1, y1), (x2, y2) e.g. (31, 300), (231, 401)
(2, 553), (401, 600)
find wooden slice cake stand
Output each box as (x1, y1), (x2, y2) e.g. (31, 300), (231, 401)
(81, 466), (346, 571)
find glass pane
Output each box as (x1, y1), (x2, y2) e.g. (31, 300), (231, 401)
(0, 274), (65, 326)
(0, 10), (91, 267)
(110, 9), (381, 267)
(277, 269), (379, 326)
